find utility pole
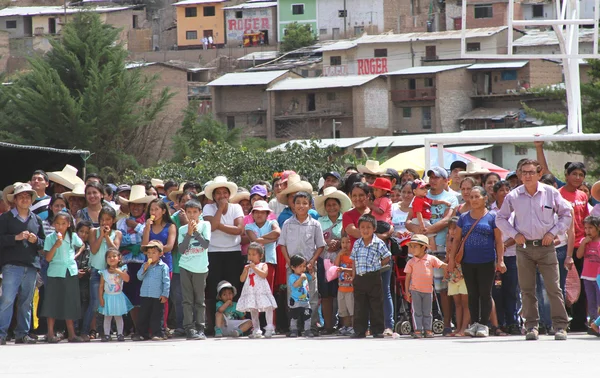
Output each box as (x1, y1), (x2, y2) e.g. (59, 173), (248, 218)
(332, 119), (342, 139)
(343, 0), (347, 38)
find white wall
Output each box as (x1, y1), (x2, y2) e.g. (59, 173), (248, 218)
(224, 7), (276, 46)
(317, 0), (385, 40)
(522, 3), (557, 19)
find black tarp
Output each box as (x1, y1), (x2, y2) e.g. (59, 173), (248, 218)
(0, 142), (90, 188)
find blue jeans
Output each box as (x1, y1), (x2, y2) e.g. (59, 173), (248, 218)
(381, 267), (394, 329)
(536, 270), (552, 328)
(555, 246), (567, 297)
(492, 256), (519, 326)
(170, 273), (184, 329)
(82, 268), (101, 334)
(0, 264), (38, 339)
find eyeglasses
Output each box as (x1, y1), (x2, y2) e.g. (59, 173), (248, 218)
(521, 170), (538, 176)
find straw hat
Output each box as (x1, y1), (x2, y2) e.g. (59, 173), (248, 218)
(47, 165), (84, 190)
(7, 183), (38, 202)
(251, 200), (272, 213)
(119, 185), (156, 204)
(141, 240), (164, 253)
(406, 234), (429, 247)
(2, 182), (21, 205)
(204, 176), (238, 201)
(62, 183), (85, 201)
(276, 174), (313, 204)
(229, 188), (250, 204)
(458, 162), (491, 177)
(167, 182), (186, 202)
(591, 181), (600, 202)
(314, 187), (352, 216)
(151, 178), (164, 189)
(357, 160), (387, 176)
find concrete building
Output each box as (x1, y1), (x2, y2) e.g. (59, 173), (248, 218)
(521, 0), (556, 21)
(387, 64), (473, 134)
(317, 26), (521, 76)
(513, 29), (596, 55)
(278, 0), (317, 42)
(267, 75), (391, 139)
(446, 0), (523, 31)
(173, 0), (227, 48)
(223, 1), (277, 46)
(208, 70), (301, 139)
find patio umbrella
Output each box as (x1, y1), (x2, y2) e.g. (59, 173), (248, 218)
(380, 146), (509, 178)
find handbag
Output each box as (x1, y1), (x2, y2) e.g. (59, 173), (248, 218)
(565, 264), (581, 307)
(455, 211), (487, 264)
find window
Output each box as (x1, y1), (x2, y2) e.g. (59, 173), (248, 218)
(403, 107), (412, 118)
(327, 92), (336, 101)
(466, 42), (480, 51)
(132, 15), (139, 28)
(424, 78), (434, 87)
(319, 28), (327, 35)
(235, 11), (243, 19)
(185, 7), (197, 17)
(330, 56), (341, 65)
(422, 107), (432, 129)
(501, 70), (517, 81)
(203, 6), (215, 16)
(374, 48), (387, 58)
(307, 93), (316, 111)
(474, 4), (493, 18)
(186, 31), (198, 40)
(292, 4), (305, 15)
(227, 116), (235, 130)
(515, 146), (528, 155)
(425, 45), (436, 59)
(532, 4), (544, 18)
(5, 20), (16, 29)
(354, 26), (364, 36)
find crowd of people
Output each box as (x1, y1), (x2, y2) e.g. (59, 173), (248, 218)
(0, 140), (599, 344)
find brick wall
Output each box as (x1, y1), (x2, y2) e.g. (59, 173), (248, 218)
(352, 78), (391, 135)
(389, 0), (445, 33)
(435, 68), (473, 132)
(213, 85), (269, 137)
(464, 1), (522, 29)
(527, 59), (562, 88)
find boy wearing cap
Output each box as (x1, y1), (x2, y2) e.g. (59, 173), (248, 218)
(215, 280), (252, 337)
(133, 240), (170, 341)
(404, 234), (447, 338)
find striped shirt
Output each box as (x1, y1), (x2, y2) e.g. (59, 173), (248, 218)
(350, 235), (391, 276)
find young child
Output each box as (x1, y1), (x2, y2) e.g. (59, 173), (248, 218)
(133, 240), (170, 341)
(444, 217), (469, 337)
(98, 249), (133, 342)
(368, 177), (392, 224)
(178, 199), (211, 340)
(215, 280), (252, 338)
(350, 214), (391, 338)
(577, 216), (600, 327)
(334, 235), (354, 336)
(245, 200), (281, 291)
(237, 242), (278, 338)
(41, 212), (86, 343)
(410, 179), (451, 251)
(74, 221), (92, 334)
(404, 234), (447, 338)
(287, 254), (314, 338)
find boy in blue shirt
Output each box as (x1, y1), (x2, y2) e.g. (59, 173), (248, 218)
(287, 254), (313, 338)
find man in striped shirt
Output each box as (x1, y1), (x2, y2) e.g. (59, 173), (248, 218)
(30, 170), (50, 221)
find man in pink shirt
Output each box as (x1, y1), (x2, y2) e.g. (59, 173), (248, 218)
(496, 159), (572, 341)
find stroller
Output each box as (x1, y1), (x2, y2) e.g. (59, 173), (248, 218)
(391, 248), (445, 335)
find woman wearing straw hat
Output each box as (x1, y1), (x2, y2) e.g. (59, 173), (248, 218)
(315, 187), (351, 334)
(202, 176), (244, 333)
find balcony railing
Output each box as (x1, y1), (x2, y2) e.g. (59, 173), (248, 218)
(391, 88), (436, 102)
(421, 55), (439, 61)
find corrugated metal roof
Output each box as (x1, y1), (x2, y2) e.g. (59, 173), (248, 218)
(223, 1), (276, 9)
(125, 62), (157, 69)
(267, 75), (379, 91)
(314, 40), (358, 52)
(355, 125), (567, 149)
(513, 29), (595, 47)
(208, 70), (288, 86)
(0, 142), (90, 156)
(0, 5), (133, 17)
(237, 51), (279, 61)
(356, 26), (509, 44)
(387, 64), (471, 75)
(173, 0), (225, 6)
(459, 107), (520, 120)
(468, 61), (529, 70)
(268, 137), (372, 151)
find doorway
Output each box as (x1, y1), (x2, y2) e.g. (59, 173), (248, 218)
(48, 18), (56, 34)
(260, 29), (269, 45)
(307, 93), (316, 111)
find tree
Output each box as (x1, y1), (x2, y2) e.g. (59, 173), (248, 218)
(280, 22), (317, 53)
(171, 102), (241, 162)
(0, 13), (173, 172)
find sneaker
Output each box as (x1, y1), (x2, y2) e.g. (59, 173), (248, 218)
(287, 331), (298, 338)
(525, 328), (539, 341)
(131, 334), (144, 341)
(383, 328), (393, 336)
(411, 331), (423, 339)
(117, 334), (125, 342)
(186, 329), (201, 340)
(464, 323), (479, 337)
(547, 327), (556, 336)
(554, 328), (567, 340)
(173, 328), (186, 337)
(214, 328), (224, 338)
(15, 335), (37, 344)
(475, 324), (489, 337)
(101, 335), (111, 342)
(197, 330), (207, 340)
(264, 328), (274, 338)
(151, 336), (163, 341)
(303, 330), (315, 338)
(249, 330), (263, 339)
(442, 327), (454, 336)
(336, 326), (347, 335)
(344, 327), (354, 336)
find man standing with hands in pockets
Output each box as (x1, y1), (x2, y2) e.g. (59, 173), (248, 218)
(496, 159), (572, 341)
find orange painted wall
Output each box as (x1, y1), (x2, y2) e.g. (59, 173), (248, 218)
(176, 2), (226, 47)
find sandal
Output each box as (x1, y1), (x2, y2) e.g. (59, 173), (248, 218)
(492, 327), (509, 336)
(88, 330), (97, 340)
(47, 336), (61, 344)
(79, 334), (91, 342)
(68, 336), (84, 343)
(411, 331), (423, 339)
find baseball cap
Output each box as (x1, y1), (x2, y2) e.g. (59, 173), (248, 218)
(427, 167), (449, 179)
(506, 171), (517, 180)
(116, 184), (131, 193)
(450, 161), (467, 172)
(280, 170), (297, 183)
(250, 185), (268, 198)
(411, 179), (430, 190)
(323, 171), (342, 181)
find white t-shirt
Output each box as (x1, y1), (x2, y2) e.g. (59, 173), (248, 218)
(202, 203), (244, 252)
(269, 198), (287, 217)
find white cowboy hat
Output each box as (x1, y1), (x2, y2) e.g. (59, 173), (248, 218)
(251, 200), (272, 213)
(7, 182), (38, 202)
(357, 160), (387, 176)
(314, 187), (352, 216)
(167, 182), (186, 202)
(458, 162), (491, 177)
(229, 188), (250, 204)
(151, 178), (164, 188)
(204, 176), (238, 201)
(47, 165), (84, 190)
(276, 174), (313, 204)
(62, 183), (86, 201)
(119, 185), (157, 204)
